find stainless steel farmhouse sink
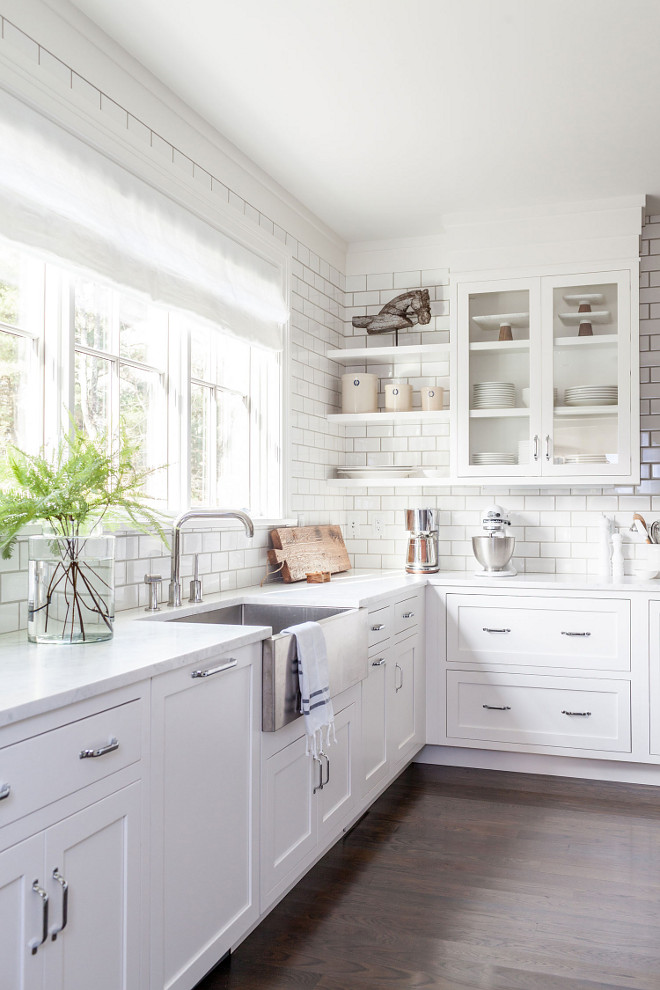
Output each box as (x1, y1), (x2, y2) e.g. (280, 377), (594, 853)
(170, 602), (368, 731)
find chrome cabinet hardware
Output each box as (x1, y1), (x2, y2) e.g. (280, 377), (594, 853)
(482, 704), (511, 711)
(371, 658), (386, 667)
(371, 623), (386, 631)
(321, 752), (330, 787)
(401, 611), (415, 619)
(533, 434), (540, 461)
(545, 434), (552, 461)
(561, 710), (592, 717)
(191, 659), (238, 678)
(482, 627), (511, 634)
(395, 662), (403, 693)
(561, 631), (591, 637)
(79, 737), (119, 760)
(312, 756), (324, 794)
(0, 782), (10, 801)
(143, 573), (163, 612)
(50, 868), (68, 941)
(29, 881), (49, 954)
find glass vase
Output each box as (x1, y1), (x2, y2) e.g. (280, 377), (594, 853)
(28, 535), (115, 644)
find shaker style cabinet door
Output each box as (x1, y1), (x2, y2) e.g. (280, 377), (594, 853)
(0, 834), (44, 990)
(43, 784), (143, 990)
(150, 645), (260, 990)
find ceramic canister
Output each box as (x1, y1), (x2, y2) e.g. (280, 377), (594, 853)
(420, 386), (443, 411)
(384, 382), (412, 412)
(341, 373), (378, 413)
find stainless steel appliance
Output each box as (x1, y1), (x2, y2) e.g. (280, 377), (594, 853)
(472, 504), (516, 576)
(405, 508), (439, 574)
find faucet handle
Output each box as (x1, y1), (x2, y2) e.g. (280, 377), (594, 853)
(144, 573), (163, 612)
(189, 554), (203, 604)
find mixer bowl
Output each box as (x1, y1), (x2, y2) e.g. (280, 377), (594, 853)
(472, 535), (515, 572)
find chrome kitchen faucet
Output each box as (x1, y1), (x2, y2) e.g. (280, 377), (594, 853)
(167, 508), (254, 607)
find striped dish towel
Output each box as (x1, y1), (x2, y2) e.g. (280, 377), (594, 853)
(283, 620), (335, 759)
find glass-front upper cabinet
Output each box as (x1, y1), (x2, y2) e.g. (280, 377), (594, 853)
(453, 266), (638, 484)
(541, 272), (632, 479)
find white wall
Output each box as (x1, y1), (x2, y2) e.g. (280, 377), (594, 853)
(0, 4), (655, 635)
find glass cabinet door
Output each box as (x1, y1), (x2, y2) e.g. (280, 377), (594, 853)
(541, 271), (631, 478)
(456, 278), (541, 477)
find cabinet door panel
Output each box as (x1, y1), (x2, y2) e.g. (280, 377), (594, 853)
(388, 640), (417, 764)
(152, 653), (259, 990)
(318, 703), (357, 845)
(0, 834), (43, 990)
(261, 732), (315, 905)
(44, 783), (142, 990)
(362, 651), (389, 795)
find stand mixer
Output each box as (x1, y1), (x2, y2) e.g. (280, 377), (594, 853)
(472, 505), (516, 576)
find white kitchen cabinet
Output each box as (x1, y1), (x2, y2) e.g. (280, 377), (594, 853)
(361, 592), (426, 803)
(0, 689), (147, 990)
(453, 266), (638, 485)
(149, 644), (261, 990)
(260, 690), (359, 910)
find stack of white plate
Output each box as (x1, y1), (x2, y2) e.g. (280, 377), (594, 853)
(337, 465), (415, 479)
(472, 382), (516, 409)
(472, 452), (517, 466)
(564, 385), (618, 407)
(563, 454), (608, 464)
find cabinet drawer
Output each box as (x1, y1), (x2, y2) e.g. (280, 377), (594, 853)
(393, 596), (421, 638)
(447, 670), (631, 752)
(0, 699), (142, 827)
(368, 605), (391, 647)
(447, 594), (630, 671)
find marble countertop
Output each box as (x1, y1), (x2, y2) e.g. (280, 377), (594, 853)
(2, 566), (658, 728)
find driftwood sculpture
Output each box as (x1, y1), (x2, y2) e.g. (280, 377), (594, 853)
(352, 289), (432, 345)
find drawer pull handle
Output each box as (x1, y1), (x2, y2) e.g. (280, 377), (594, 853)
(562, 710), (591, 717)
(0, 782), (10, 801)
(321, 752), (330, 787)
(29, 881), (49, 955)
(50, 868), (68, 941)
(371, 658), (387, 667)
(482, 704), (511, 711)
(191, 659), (238, 678)
(483, 627), (511, 634)
(79, 737), (119, 760)
(371, 623), (386, 631)
(402, 611), (415, 619)
(561, 631), (591, 637)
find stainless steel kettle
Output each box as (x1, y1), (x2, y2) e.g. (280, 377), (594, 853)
(405, 508), (439, 573)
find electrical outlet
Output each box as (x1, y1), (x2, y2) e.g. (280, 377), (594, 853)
(372, 513), (386, 538)
(347, 517), (359, 539)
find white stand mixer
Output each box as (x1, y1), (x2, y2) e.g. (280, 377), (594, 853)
(472, 505), (517, 577)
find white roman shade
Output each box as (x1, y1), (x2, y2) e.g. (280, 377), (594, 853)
(0, 87), (287, 349)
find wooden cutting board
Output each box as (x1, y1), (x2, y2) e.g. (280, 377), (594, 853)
(268, 525), (351, 583)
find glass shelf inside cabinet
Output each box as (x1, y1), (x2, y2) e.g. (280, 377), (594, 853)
(551, 281), (620, 467)
(468, 287), (531, 469)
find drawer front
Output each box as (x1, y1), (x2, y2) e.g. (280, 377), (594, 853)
(368, 605), (391, 648)
(0, 699), (143, 828)
(393, 596), (421, 638)
(447, 671), (631, 752)
(447, 594), (630, 671)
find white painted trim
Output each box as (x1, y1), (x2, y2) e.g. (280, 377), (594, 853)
(415, 744), (660, 787)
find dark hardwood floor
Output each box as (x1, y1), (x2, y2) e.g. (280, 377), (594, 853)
(199, 763), (660, 990)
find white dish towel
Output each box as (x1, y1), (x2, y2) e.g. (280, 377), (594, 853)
(282, 620), (335, 759)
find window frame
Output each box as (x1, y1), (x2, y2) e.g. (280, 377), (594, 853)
(5, 245), (284, 522)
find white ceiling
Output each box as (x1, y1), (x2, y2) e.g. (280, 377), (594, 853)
(64, 0), (660, 244)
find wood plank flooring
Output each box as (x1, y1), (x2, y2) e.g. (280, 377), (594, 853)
(199, 764), (660, 990)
